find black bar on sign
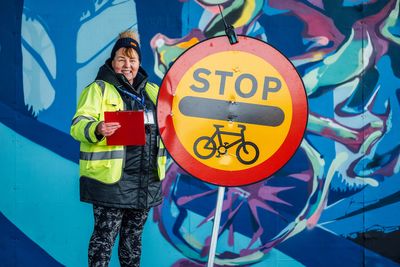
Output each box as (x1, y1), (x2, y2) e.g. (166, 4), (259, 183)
(178, 96), (285, 126)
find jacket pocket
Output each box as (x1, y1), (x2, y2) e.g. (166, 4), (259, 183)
(86, 160), (111, 169)
(104, 97), (120, 111)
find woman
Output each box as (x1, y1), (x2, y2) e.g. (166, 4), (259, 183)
(70, 30), (166, 267)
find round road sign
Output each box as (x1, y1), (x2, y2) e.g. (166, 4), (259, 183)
(157, 35), (308, 186)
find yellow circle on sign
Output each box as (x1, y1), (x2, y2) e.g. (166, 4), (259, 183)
(172, 51), (293, 171)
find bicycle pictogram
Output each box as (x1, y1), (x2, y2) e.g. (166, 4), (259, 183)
(193, 124), (260, 165)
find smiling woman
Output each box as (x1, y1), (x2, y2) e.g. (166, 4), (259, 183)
(70, 30), (166, 267)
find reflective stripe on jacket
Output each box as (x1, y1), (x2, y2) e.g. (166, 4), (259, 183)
(70, 80), (166, 184)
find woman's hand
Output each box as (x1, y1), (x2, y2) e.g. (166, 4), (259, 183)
(96, 122), (121, 137)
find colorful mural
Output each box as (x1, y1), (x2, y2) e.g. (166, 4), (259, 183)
(0, 0), (399, 266)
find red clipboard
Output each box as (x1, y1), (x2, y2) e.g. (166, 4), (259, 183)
(104, 111), (145, 146)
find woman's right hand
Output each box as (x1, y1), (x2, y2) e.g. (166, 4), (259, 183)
(96, 121), (121, 137)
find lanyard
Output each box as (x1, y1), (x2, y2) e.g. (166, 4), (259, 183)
(116, 87), (147, 111)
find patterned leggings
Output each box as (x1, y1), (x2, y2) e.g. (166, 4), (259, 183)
(88, 205), (149, 267)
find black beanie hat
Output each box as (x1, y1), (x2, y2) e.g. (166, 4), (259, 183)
(110, 37), (141, 62)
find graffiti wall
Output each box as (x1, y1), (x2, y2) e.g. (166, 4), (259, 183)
(1, 0), (399, 266)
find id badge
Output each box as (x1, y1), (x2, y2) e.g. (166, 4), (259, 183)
(144, 110), (155, 125)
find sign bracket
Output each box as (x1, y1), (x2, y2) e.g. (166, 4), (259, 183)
(218, 4), (238, 45)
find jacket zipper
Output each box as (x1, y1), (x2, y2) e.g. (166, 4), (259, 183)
(146, 124), (152, 208)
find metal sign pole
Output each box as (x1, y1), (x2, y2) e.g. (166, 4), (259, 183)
(207, 186), (226, 267)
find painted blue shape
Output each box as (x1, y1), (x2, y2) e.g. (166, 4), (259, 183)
(135, 0), (183, 83)
(181, 1), (203, 36)
(0, 212), (64, 267)
(343, 0), (373, 7)
(0, 101), (79, 163)
(276, 226), (400, 267)
(259, 12), (307, 58)
(263, 0), (289, 15)
(320, 174), (400, 235)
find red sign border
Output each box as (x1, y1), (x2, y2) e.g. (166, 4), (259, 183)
(157, 35), (308, 186)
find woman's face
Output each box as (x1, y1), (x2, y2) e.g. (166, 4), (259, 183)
(111, 48), (140, 84)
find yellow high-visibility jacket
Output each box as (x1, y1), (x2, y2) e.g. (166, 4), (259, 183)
(71, 80), (166, 184)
